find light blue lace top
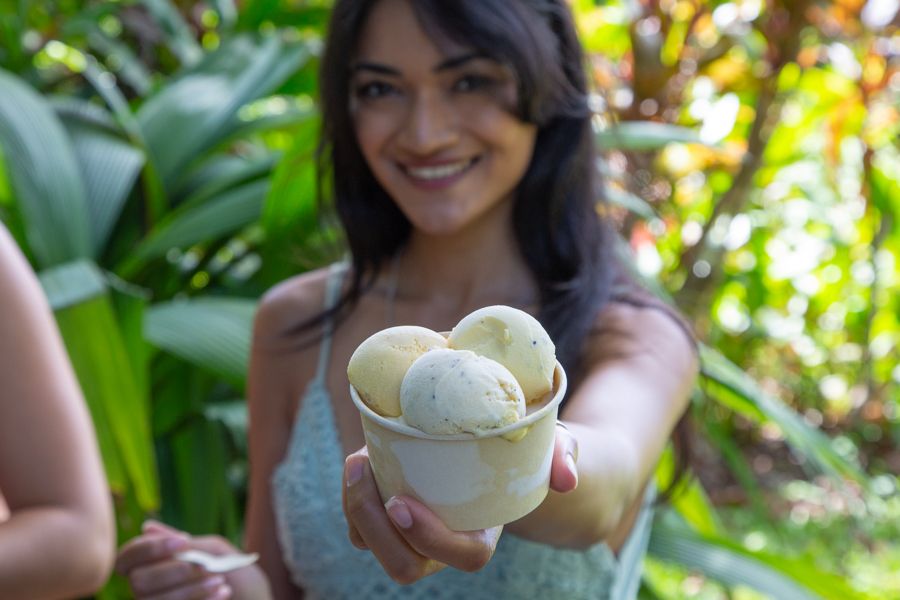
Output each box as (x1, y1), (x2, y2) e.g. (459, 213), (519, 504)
(271, 264), (654, 600)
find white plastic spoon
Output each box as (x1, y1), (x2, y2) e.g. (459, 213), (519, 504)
(175, 550), (259, 573)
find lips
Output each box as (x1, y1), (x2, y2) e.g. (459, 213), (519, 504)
(400, 157), (480, 187)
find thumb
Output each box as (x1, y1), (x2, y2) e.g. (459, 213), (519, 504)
(549, 421), (578, 493)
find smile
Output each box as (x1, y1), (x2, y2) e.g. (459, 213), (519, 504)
(401, 157), (480, 187)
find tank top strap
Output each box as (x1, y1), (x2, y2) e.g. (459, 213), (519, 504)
(312, 262), (349, 386)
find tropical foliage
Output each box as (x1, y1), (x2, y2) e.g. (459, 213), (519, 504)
(0, 1), (897, 598)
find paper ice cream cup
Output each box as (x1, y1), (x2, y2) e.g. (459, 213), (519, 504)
(350, 361), (567, 531)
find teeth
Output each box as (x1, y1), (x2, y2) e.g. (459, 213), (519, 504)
(406, 160), (471, 180)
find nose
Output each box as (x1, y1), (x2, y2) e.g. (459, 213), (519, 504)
(397, 90), (459, 155)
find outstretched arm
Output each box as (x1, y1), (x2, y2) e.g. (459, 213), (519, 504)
(0, 224), (115, 599)
(342, 300), (698, 583)
(506, 302), (698, 548)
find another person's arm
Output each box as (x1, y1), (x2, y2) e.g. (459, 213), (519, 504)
(0, 224), (115, 599)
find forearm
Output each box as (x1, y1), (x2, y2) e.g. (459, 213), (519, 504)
(505, 422), (643, 549)
(0, 506), (114, 599)
(506, 317), (698, 549)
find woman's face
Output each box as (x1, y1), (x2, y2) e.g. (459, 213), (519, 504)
(350, 0), (538, 237)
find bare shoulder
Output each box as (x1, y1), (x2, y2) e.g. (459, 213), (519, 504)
(248, 266), (338, 423)
(585, 300), (698, 372)
(253, 266), (335, 351)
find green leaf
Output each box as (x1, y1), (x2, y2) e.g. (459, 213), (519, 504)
(704, 417), (768, 514)
(221, 103), (317, 145)
(140, 0), (203, 66)
(649, 514), (869, 600)
(869, 162), (900, 235)
(204, 400), (249, 455)
(38, 259), (107, 310)
(85, 28), (154, 97)
(596, 122), (702, 151)
(657, 445), (722, 537)
(700, 344), (869, 487)
(0, 68), (93, 267)
(57, 102), (145, 255)
(144, 297), (257, 388)
(121, 178), (268, 275)
(137, 34), (311, 191)
(169, 419), (230, 534)
(262, 114), (321, 239)
(178, 153), (278, 208)
(605, 185), (657, 220)
(110, 281), (152, 406)
(60, 13), (154, 97)
(43, 261), (159, 511)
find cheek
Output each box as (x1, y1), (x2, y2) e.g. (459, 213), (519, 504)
(353, 112), (394, 164)
(462, 102), (535, 159)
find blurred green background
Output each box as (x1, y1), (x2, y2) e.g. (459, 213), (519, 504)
(0, 0), (897, 598)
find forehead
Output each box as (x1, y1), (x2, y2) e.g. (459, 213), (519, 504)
(355, 0), (471, 66)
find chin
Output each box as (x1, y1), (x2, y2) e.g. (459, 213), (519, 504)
(406, 215), (469, 237)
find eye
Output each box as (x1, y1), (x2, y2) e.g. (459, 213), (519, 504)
(453, 74), (495, 93)
(354, 81), (398, 100)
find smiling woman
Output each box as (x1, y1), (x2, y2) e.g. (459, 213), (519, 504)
(116, 2), (698, 599)
(348, 2), (536, 237)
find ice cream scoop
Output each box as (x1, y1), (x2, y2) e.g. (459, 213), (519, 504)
(448, 305), (555, 402)
(400, 348), (526, 435)
(347, 326), (447, 417)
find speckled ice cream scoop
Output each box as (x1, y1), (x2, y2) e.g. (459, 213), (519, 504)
(400, 348), (526, 435)
(448, 305), (556, 402)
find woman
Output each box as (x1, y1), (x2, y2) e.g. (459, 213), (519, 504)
(0, 222), (116, 599)
(116, 1), (697, 598)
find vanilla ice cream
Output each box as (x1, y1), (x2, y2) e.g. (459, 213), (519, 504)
(448, 305), (555, 402)
(400, 348), (526, 435)
(347, 326), (447, 417)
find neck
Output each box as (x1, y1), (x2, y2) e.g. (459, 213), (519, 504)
(388, 202), (538, 315)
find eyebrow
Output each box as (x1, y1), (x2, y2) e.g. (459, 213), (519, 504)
(351, 52), (489, 76)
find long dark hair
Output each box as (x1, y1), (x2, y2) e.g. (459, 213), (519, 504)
(311, 0), (693, 494)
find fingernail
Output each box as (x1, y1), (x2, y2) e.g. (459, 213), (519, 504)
(164, 536), (188, 551)
(566, 453), (578, 486)
(385, 497), (413, 529)
(203, 575), (226, 589)
(347, 457), (363, 487)
(485, 526), (503, 551)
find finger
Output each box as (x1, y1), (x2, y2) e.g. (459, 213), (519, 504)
(342, 448), (369, 550)
(139, 574), (229, 600)
(117, 534), (190, 576)
(348, 523), (368, 550)
(344, 449), (436, 584)
(129, 559), (207, 597)
(142, 520), (187, 537)
(384, 495), (499, 573)
(189, 534), (240, 556)
(549, 421), (578, 493)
